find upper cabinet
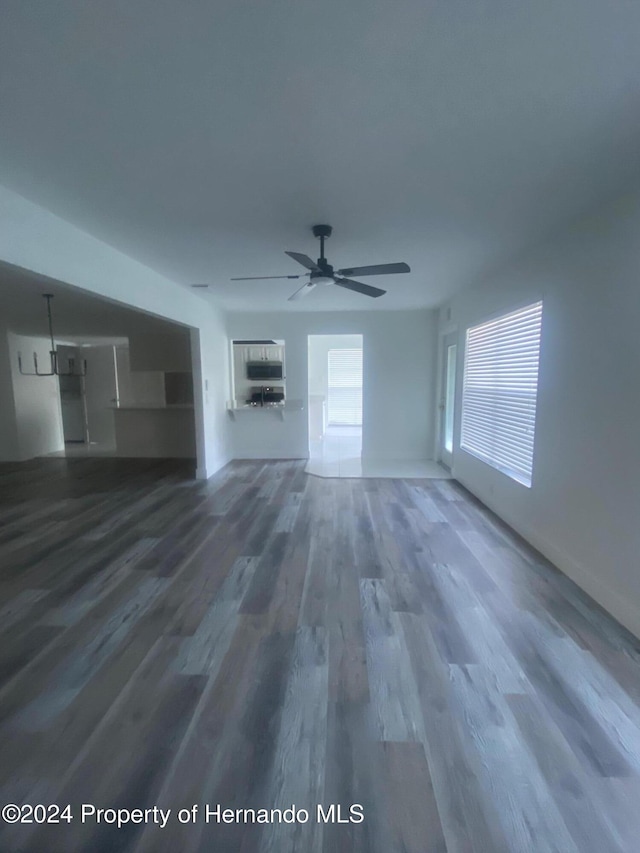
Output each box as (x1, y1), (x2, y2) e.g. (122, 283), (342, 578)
(246, 345), (265, 362)
(265, 344), (284, 362)
(244, 344), (284, 362)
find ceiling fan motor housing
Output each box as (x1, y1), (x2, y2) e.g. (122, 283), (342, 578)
(311, 262), (334, 282)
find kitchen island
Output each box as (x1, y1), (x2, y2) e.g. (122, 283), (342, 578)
(111, 405), (196, 458)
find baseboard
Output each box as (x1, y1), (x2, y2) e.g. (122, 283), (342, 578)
(533, 534), (640, 643)
(231, 452), (308, 460)
(196, 454), (232, 480)
(455, 474), (640, 642)
(361, 454), (435, 462)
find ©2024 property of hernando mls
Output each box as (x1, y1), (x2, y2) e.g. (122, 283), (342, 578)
(1, 2), (640, 852)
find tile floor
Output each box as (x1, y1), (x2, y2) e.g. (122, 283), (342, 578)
(48, 431), (450, 480)
(305, 425), (451, 479)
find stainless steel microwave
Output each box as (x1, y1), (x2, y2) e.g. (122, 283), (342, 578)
(246, 361), (284, 380)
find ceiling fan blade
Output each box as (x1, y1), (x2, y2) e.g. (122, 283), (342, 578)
(285, 251), (320, 271)
(334, 277), (386, 298)
(336, 262), (410, 277)
(231, 274), (304, 281)
(288, 281), (317, 302)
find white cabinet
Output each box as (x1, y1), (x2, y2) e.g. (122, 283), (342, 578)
(245, 345), (265, 361)
(265, 345), (284, 362)
(244, 344), (284, 362)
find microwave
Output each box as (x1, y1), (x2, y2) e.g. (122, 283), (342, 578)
(246, 361), (284, 380)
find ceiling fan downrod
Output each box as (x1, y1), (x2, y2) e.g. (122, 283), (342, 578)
(312, 223), (333, 263)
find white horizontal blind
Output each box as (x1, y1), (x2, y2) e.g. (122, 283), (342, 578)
(327, 348), (363, 426)
(461, 301), (543, 487)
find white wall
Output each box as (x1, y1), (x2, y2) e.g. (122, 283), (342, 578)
(0, 185), (231, 477)
(0, 324), (20, 460)
(191, 315), (230, 478)
(128, 332), (192, 372)
(0, 186), (212, 331)
(114, 347), (134, 406)
(441, 192), (640, 638)
(7, 333), (64, 459)
(128, 372), (166, 406)
(226, 311), (437, 460)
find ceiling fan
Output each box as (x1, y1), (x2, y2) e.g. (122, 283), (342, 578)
(231, 224), (410, 301)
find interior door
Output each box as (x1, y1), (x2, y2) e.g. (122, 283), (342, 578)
(439, 331), (457, 469)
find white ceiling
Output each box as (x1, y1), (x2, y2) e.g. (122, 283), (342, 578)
(1, 0), (640, 312)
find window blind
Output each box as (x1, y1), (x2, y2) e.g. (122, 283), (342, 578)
(461, 301), (543, 487)
(327, 348), (363, 426)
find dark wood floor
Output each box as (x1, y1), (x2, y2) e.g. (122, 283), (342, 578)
(1, 458), (639, 852)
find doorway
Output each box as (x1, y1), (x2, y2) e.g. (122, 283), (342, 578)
(57, 345), (88, 445)
(55, 342), (121, 455)
(82, 345), (119, 450)
(438, 331), (457, 469)
(307, 334), (363, 476)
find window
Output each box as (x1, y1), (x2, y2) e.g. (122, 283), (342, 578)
(327, 348), (363, 426)
(461, 301), (543, 487)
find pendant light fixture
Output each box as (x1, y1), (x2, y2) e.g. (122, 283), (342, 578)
(18, 294), (87, 377)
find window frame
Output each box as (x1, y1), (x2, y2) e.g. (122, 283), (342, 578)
(460, 299), (543, 488)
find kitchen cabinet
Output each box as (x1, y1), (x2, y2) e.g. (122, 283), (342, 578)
(265, 345), (284, 361)
(245, 345), (264, 361)
(244, 344), (284, 362)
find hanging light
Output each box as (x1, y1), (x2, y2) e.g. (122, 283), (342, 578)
(18, 294), (87, 377)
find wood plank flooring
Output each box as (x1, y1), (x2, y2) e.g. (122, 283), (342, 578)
(0, 457), (639, 852)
